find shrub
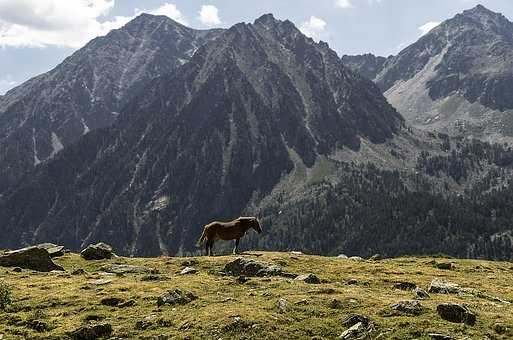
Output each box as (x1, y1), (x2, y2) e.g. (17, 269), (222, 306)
(0, 280), (13, 310)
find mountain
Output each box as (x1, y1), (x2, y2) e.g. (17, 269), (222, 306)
(0, 14), (403, 257)
(344, 5), (513, 144)
(341, 53), (388, 80)
(0, 14), (223, 193)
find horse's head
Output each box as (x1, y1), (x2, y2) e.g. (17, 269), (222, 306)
(251, 217), (263, 234)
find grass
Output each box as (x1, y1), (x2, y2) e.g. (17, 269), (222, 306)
(0, 252), (512, 339)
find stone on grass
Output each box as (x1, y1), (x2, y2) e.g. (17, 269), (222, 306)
(381, 300), (423, 316)
(436, 303), (476, 325)
(100, 264), (153, 274)
(223, 258), (286, 277)
(428, 279), (460, 294)
(100, 297), (124, 307)
(180, 267), (197, 275)
(157, 289), (197, 307)
(339, 322), (368, 339)
(348, 256), (365, 262)
(413, 287), (430, 300)
(294, 273), (321, 284)
(341, 314), (370, 328)
(71, 323), (112, 340)
(337, 254), (348, 259)
(393, 281), (417, 291)
(0, 246), (64, 272)
(277, 298), (288, 313)
(435, 262), (454, 270)
(80, 243), (114, 260)
(369, 254), (382, 261)
(36, 243), (65, 258)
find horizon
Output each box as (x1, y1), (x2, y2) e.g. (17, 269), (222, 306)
(2, 0), (513, 95)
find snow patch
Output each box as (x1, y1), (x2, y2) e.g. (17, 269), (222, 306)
(32, 128), (41, 166)
(50, 132), (64, 158)
(81, 118), (90, 135)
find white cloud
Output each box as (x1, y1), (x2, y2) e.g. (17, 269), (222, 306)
(335, 0), (353, 8)
(198, 5), (221, 26)
(299, 16), (328, 42)
(418, 21), (440, 36)
(0, 1), (187, 48)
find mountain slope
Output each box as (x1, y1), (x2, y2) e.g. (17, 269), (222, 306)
(344, 5), (513, 143)
(341, 53), (388, 80)
(0, 14), (223, 193)
(0, 14), (403, 257)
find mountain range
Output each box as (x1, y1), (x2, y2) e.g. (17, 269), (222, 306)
(343, 4), (513, 144)
(1, 6), (513, 259)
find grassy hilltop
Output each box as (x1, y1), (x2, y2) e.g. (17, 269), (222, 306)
(0, 252), (512, 339)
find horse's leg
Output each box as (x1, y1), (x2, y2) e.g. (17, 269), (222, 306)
(233, 238), (240, 255)
(209, 240), (215, 256)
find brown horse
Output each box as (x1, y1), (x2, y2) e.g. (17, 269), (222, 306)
(197, 217), (263, 256)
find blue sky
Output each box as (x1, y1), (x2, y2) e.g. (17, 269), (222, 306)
(1, 0), (513, 94)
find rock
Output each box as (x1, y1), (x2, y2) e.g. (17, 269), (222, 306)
(369, 254), (382, 261)
(12, 267), (22, 273)
(0, 246), (64, 272)
(413, 287), (430, 300)
(339, 322), (368, 339)
(382, 300), (424, 316)
(135, 320), (153, 330)
(81, 243), (114, 260)
(90, 279), (112, 286)
(393, 281), (417, 291)
(290, 251), (303, 255)
(180, 267), (197, 275)
(100, 297), (124, 307)
(341, 314), (370, 328)
(428, 279), (461, 294)
(235, 276), (249, 284)
(100, 264), (153, 274)
(36, 243), (65, 257)
(436, 303), (476, 325)
(294, 273), (321, 284)
(71, 323), (112, 340)
(435, 262), (454, 270)
(329, 299), (343, 309)
(157, 289), (197, 307)
(337, 254), (348, 259)
(428, 334), (453, 340)
(223, 258), (286, 277)
(348, 256), (365, 262)
(277, 298), (288, 313)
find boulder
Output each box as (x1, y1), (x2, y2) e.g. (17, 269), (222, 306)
(0, 246), (64, 272)
(428, 279), (460, 294)
(224, 258), (288, 277)
(71, 323), (112, 340)
(348, 256), (365, 262)
(100, 264), (153, 274)
(339, 322), (368, 339)
(436, 303), (476, 325)
(413, 287), (430, 300)
(81, 243), (114, 260)
(294, 273), (321, 284)
(36, 243), (65, 257)
(277, 298), (288, 313)
(435, 262), (454, 270)
(381, 300), (423, 316)
(157, 289), (197, 307)
(337, 254), (348, 259)
(341, 314), (370, 328)
(393, 281), (417, 291)
(180, 267), (197, 275)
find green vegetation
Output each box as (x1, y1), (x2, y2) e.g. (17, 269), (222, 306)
(0, 280), (12, 310)
(0, 252), (512, 339)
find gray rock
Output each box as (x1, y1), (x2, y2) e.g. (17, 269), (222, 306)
(348, 256), (365, 262)
(0, 246), (64, 272)
(100, 264), (153, 274)
(435, 262), (454, 270)
(436, 303), (476, 325)
(382, 300), (424, 316)
(393, 281), (417, 291)
(339, 322), (368, 339)
(180, 267), (197, 275)
(341, 314), (370, 328)
(71, 323), (112, 340)
(277, 298), (288, 313)
(157, 289), (197, 307)
(428, 279), (461, 294)
(337, 254), (349, 259)
(294, 273), (321, 284)
(12, 267), (22, 273)
(81, 243), (114, 260)
(428, 334), (453, 340)
(369, 254), (382, 261)
(36, 243), (65, 257)
(223, 258), (287, 277)
(100, 297), (124, 307)
(413, 287), (430, 299)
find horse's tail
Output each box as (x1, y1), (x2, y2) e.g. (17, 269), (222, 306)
(196, 228), (207, 247)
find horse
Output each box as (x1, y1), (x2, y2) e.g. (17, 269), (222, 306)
(197, 217), (263, 256)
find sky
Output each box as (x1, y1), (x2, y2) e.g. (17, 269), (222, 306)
(2, 0), (513, 94)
